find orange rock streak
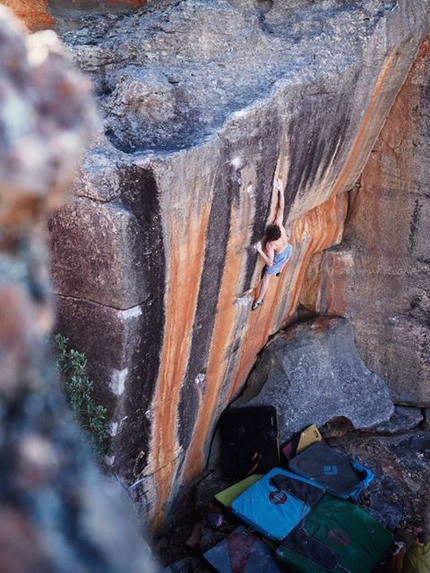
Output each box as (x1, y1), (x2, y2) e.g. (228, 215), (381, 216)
(331, 50), (400, 197)
(149, 205), (211, 529)
(3, 0), (54, 31)
(183, 202), (251, 479)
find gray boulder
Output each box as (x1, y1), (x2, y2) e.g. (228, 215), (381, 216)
(234, 317), (394, 442)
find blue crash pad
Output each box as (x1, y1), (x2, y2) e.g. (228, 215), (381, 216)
(231, 467), (326, 541)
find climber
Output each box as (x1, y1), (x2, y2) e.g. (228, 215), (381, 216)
(252, 178), (292, 311)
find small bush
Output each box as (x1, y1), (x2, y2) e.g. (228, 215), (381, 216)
(53, 333), (112, 458)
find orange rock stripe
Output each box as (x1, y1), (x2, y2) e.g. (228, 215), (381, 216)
(332, 51), (399, 196)
(149, 205), (210, 527)
(183, 202), (249, 479)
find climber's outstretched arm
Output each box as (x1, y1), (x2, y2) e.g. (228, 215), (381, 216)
(273, 178), (285, 227)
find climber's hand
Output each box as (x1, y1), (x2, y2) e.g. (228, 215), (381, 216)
(275, 178), (283, 191)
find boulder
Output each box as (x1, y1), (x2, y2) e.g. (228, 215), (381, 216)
(233, 317), (394, 442)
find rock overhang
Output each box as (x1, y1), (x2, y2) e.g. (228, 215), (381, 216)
(58, 0), (429, 155)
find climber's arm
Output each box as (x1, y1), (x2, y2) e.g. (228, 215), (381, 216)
(256, 240), (275, 267)
(273, 178), (285, 227)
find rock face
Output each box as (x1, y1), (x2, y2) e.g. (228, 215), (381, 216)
(232, 317), (395, 441)
(0, 8), (157, 572)
(302, 35), (430, 406)
(43, 0), (430, 529)
(328, 430), (430, 535)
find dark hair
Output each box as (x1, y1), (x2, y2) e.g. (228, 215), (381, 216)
(266, 224), (281, 242)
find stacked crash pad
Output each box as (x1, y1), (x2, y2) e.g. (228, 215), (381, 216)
(281, 423), (323, 462)
(206, 471), (393, 573)
(203, 409), (393, 573)
(230, 468), (326, 541)
(276, 494), (394, 572)
(219, 408), (373, 498)
(288, 440), (374, 500)
(214, 474), (263, 509)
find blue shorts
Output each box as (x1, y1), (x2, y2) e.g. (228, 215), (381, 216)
(265, 243), (292, 276)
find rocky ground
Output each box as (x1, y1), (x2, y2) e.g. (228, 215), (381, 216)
(154, 409), (430, 572)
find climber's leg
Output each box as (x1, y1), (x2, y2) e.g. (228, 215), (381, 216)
(252, 273), (271, 310)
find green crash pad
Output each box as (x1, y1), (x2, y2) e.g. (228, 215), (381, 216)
(276, 495), (393, 573)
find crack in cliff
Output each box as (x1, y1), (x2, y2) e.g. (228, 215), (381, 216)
(54, 292), (149, 313)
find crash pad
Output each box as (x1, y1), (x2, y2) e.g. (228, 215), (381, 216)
(214, 474), (263, 509)
(276, 494), (393, 572)
(203, 526), (283, 573)
(281, 424), (323, 462)
(288, 441), (374, 500)
(219, 406), (280, 478)
(231, 468), (326, 541)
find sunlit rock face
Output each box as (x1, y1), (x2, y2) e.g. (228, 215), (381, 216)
(302, 35), (430, 406)
(46, 0), (430, 529)
(0, 8), (157, 572)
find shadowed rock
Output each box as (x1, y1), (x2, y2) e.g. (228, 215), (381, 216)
(366, 406), (424, 434)
(302, 35), (430, 406)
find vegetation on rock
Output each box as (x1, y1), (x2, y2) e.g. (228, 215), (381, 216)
(53, 333), (112, 458)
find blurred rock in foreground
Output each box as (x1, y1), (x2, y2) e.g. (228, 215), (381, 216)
(0, 7), (158, 572)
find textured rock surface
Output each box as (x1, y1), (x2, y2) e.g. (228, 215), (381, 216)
(233, 317), (394, 441)
(328, 430), (430, 535)
(0, 8), (158, 572)
(45, 0), (430, 528)
(366, 406), (424, 434)
(2, 0), (152, 31)
(303, 35), (430, 405)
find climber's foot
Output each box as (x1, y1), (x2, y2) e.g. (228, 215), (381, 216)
(252, 300), (264, 311)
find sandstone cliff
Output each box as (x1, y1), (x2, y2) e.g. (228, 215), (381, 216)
(302, 35), (430, 407)
(22, 0), (430, 530)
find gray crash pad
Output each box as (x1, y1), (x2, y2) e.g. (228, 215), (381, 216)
(234, 317), (394, 442)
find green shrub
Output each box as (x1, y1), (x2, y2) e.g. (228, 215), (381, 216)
(53, 333), (112, 458)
